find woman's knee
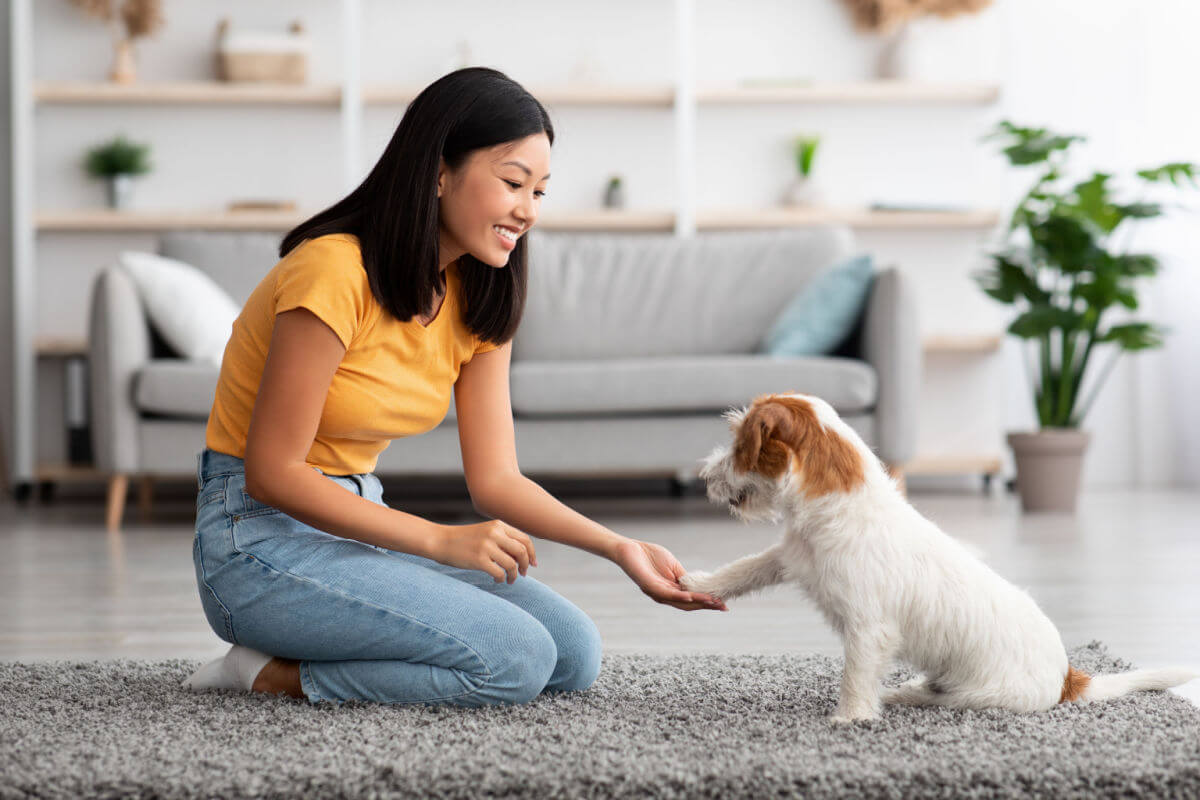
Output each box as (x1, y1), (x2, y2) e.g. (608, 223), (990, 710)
(473, 619), (558, 705)
(548, 612), (603, 693)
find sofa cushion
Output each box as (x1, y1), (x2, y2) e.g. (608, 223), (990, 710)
(515, 227), (855, 362)
(160, 231), (281, 307)
(117, 251), (240, 365)
(134, 360), (220, 419)
(763, 253), (875, 356)
(510, 355), (876, 417)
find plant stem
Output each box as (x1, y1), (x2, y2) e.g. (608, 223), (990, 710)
(1072, 346), (1123, 424)
(1038, 335), (1053, 426)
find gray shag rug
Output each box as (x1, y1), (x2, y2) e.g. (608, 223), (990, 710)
(2, 642), (1198, 799)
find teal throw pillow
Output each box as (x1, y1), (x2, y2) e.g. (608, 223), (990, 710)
(763, 254), (875, 357)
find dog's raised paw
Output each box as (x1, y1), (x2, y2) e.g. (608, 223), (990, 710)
(679, 571), (714, 594)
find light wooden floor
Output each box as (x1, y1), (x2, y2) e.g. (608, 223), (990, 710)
(2, 482), (1198, 703)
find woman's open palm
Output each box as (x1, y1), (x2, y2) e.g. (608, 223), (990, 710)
(613, 539), (727, 611)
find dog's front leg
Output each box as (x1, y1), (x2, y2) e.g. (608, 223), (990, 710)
(830, 627), (896, 724)
(679, 544), (786, 601)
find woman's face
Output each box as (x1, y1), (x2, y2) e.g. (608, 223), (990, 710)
(437, 133), (551, 269)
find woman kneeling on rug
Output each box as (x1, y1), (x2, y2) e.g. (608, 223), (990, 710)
(184, 67), (725, 707)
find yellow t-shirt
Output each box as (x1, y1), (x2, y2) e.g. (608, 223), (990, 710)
(205, 233), (502, 475)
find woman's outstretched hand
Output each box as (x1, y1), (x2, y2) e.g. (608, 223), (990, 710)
(612, 538), (727, 611)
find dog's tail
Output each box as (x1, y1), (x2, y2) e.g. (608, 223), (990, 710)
(1059, 665), (1197, 704)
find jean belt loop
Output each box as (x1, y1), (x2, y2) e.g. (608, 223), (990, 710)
(196, 451), (203, 490)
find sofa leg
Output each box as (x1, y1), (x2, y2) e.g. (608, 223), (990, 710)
(886, 463), (907, 497)
(138, 475), (154, 519)
(106, 474), (129, 532)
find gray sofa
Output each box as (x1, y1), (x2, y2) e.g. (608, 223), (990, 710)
(89, 226), (921, 530)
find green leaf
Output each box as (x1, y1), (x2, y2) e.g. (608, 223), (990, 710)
(1097, 322), (1165, 350)
(975, 254), (1050, 306)
(1136, 162), (1199, 187)
(1008, 307), (1085, 338)
(1028, 213), (1099, 273)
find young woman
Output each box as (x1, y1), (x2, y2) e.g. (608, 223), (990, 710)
(184, 67), (725, 707)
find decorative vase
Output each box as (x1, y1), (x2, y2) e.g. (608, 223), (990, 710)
(1006, 429), (1091, 513)
(876, 22), (912, 80)
(110, 39), (137, 84)
(106, 174), (133, 209)
(783, 175), (822, 207)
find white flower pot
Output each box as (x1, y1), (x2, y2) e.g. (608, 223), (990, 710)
(783, 176), (823, 207)
(106, 174), (134, 210)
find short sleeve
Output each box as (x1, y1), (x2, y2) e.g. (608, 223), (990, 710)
(271, 236), (370, 350)
(473, 337), (505, 356)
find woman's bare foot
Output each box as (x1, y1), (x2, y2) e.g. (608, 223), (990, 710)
(251, 657), (305, 699)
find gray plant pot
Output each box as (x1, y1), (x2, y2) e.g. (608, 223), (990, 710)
(106, 174), (133, 210)
(1006, 428), (1091, 513)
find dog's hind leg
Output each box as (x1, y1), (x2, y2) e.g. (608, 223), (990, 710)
(881, 677), (942, 707)
(831, 626), (898, 723)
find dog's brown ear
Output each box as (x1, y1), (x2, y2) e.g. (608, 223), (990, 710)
(735, 395), (866, 497)
(732, 399), (796, 478)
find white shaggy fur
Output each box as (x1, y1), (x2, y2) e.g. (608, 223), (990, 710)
(681, 392), (1196, 723)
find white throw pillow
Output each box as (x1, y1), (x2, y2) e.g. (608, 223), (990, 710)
(116, 250), (240, 366)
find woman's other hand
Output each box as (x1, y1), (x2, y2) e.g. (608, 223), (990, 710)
(431, 520), (537, 584)
(612, 539), (727, 611)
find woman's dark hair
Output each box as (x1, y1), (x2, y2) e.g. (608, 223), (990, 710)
(280, 67), (553, 346)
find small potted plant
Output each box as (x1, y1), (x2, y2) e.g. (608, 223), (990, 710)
(783, 134), (822, 207)
(85, 135), (152, 209)
(975, 120), (1197, 512)
(603, 175), (625, 209)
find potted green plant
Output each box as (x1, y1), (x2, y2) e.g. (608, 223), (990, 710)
(975, 120), (1197, 512)
(85, 135), (152, 209)
(784, 134), (822, 207)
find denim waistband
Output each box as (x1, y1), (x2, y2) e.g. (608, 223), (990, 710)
(196, 448), (360, 488)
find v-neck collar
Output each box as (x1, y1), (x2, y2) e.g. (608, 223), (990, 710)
(418, 262), (456, 332)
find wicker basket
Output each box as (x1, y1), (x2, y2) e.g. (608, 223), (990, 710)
(215, 19), (309, 84)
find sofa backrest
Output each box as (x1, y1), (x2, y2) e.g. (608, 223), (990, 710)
(160, 231), (282, 307)
(513, 227), (855, 361)
(158, 226), (857, 361)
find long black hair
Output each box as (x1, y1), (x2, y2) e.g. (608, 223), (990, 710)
(280, 67), (554, 346)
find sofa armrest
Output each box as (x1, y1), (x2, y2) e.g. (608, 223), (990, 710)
(88, 266), (151, 473)
(859, 266), (921, 465)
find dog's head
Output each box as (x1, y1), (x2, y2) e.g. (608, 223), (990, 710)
(698, 392), (869, 520)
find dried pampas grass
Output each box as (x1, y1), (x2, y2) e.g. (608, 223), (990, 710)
(70, 0), (164, 40)
(840, 0), (993, 32)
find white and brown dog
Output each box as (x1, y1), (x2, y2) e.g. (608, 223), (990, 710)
(681, 392), (1195, 723)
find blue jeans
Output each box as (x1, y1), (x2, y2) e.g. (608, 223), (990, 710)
(192, 448), (602, 706)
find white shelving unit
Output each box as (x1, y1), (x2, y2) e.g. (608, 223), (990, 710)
(5, 0), (1004, 490)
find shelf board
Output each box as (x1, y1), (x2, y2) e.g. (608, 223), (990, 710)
(37, 208), (308, 232)
(697, 207), (1001, 229)
(699, 81), (1001, 105)
(539, 210), (676, 231)
(35, 80), (342, 105)
(906, 454), (1004, 476)
(35, 337), (88, 357)
(923, 334), (1004, 354)
(35, 80), (998, 108)
(35, 463), (108, 482)
(35, 208), (678, 233)
(38, 207), (999, 234)
(364, 84), (676, 107)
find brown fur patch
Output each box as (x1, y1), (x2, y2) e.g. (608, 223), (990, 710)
(1059, 666), (1091, 703)
(732, 394), (866, 499)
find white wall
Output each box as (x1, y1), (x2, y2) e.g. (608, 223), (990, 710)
(25, 0), (1200, 487)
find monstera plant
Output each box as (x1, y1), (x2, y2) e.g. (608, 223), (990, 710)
(975, 121), (1197, 511)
